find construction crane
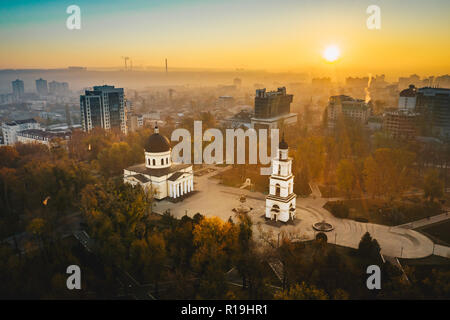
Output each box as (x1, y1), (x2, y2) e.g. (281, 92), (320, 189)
(121, 56), (130, 71)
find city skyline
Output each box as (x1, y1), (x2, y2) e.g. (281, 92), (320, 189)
(0, 0), (449, 303)
(0, 0), (449, 76)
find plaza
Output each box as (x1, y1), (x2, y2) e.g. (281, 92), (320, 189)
(153, 164), (450, 260)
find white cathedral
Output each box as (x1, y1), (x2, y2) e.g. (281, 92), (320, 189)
(265, 136), (296, 222)
(123, 126), (194, 200)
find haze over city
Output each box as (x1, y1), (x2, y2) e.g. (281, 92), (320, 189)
(0, 0), (449, 307)
(1, 0), (449, 76)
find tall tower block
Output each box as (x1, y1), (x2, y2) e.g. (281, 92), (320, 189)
(265, 136), (296, 222)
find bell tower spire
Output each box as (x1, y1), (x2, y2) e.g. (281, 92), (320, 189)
(265, 136), (296, 222)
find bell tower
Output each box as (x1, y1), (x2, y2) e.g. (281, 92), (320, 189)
(265, 135), (296, 222)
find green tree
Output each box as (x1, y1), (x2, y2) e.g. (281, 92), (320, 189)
(358, 232), (381, 262)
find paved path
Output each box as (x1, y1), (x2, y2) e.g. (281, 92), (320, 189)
(396, 212), (450, 230)
(309, 183), (322, 198)
(153, 165), (448, 259)
(434, 244), (450, 259)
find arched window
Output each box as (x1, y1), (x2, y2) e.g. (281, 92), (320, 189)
(152, 159), (156, 166)
(275, 183), (281, 196)
(271, 204), (280, 220)
(161, 159), (164, 165)
(148, 158), (151, 166)
(166, 157), (169, 164)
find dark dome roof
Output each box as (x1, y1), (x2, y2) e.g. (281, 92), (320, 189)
(145, 133), (171, 153)
(279, 137), (288, 149)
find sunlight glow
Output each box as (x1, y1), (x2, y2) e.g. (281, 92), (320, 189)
(323, 45), (340, 62)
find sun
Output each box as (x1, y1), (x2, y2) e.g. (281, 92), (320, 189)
(323, 45), (340, 62)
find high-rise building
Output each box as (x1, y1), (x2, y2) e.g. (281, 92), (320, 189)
(12, 79), (24, 100)
(36, 78), (48, 96)
(416, 87), (450, 140)
(384, 109), (418, 140)
(398, 85), (417, 110)
(127, 113), (144, 133)
(49, 81), (69, 95)
(327, 95), (371, 129)
(250, 87), (297, 129)
(65, 105), (72, 127)
(80, 85), (127, 134)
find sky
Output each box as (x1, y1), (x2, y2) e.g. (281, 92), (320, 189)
(0, 0), (449, 76)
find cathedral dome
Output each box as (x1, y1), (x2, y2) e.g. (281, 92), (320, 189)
(145, 126), (171, 153)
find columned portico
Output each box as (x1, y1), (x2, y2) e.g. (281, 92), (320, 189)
(170, 176), (194, 199)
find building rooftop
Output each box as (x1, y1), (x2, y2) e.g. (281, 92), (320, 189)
(125, 163), (191, 178)
(145, 131), (171, 153)
(18, 129), (70, 140)
(384, 109), (419, 117)
(417, 87), (450, 95)
(4, 118), (37, 126)
(255, 87), (289, 98)
(399, 85), (417, 97)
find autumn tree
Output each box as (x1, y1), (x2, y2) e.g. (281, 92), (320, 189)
(97, 142), (136, 177)
(191, 217), (238, 298)
(274, 282), (328, 300)
(0, 167), (18, 215)
(336, 159), (357, 199)
(423, 169), (444, 202)
(0, 146), (19, 168)
(364, 148), (415, 200)
(232, 213), (268, 298)
(294, 136), (326, 182)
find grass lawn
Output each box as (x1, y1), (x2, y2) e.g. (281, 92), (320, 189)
(418, 220), (450, 246)
(325, 198), (442, 226)
(318, 184), (344, 198)
(212, 165), (269, 193)
(399, 254), (450, 267)
(295, 240), (367, 269)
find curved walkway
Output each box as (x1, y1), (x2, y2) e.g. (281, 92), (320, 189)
(153, 166), (448, 259)
(293, 198), (435, 259)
